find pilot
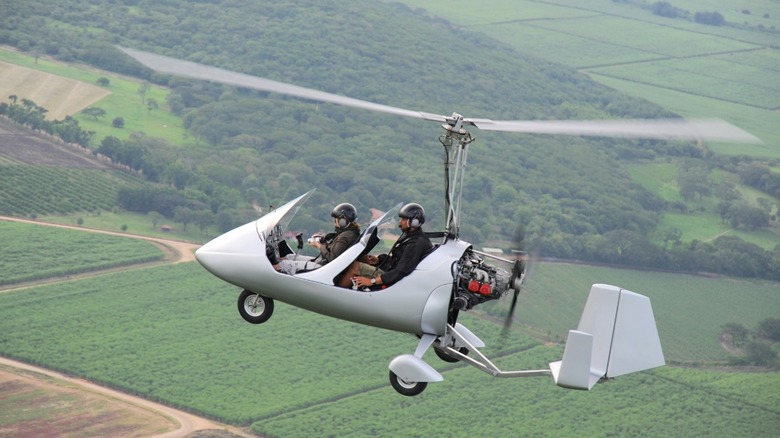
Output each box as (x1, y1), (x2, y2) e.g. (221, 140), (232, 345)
(280, 203), (360, 274)
(342, 203), (432, 289)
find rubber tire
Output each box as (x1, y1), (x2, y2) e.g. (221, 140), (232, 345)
(434, 346), (469, 363)
(237, 289), (274, 324)
(389, 370), (427, 396)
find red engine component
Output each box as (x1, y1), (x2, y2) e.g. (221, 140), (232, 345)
(468, 280), (480, 293)
(479, 283), (492, 296)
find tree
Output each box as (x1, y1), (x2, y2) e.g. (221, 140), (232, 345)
(81, 106), (106, 120)
(722, 322), (750, 348)
(174, 206), (195, 231)
(652, 2), (680, 18)
(137, 81), (149, 105)
(744, 342), (777, 367)
(96, 77), (110, 86)
(147, 211), (164, 229)
(734, 205), (770, 231)
(757, 318), (780, 342)
(146, 97), (158, 114)
(695, 11), (725, 26)
(193, 209), (215, 234)
(660, 227), (682, 249)
(112, 117), (125, 128)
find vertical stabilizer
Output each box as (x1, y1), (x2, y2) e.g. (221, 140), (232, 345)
(550, 284), (664, 390)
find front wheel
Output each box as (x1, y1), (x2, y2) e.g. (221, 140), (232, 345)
(237, 289), (274, 324)
(389, 371), (427, 396)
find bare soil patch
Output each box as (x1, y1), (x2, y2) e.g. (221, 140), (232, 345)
(0, 362), (178, 437)
(0, 61), (110, 120)
(0, 118), (108, 168)
(0, 355), (255, 438)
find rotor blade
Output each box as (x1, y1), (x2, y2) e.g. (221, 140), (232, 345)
(470, 118), (761, 143)
(120, 47), (758, 144)
(119, 47), (446, 123)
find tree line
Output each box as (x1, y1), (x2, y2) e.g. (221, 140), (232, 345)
(0, 96), (93, 146)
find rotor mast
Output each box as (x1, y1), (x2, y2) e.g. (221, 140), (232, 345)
(439, 113), (474, 239)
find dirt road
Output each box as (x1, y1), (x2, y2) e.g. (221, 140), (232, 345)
(0, 216), (256, 438)
(0, 215), (199, 264)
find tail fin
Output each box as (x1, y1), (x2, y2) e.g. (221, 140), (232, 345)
(550, 284), (664, 390)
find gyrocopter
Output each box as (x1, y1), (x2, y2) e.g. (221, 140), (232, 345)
(121, 47), (758, 396)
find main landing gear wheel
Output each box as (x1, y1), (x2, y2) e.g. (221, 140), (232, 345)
(237, 289), (274, 324)
(389, 371), (427, 396)
(434, 346), (469, 363)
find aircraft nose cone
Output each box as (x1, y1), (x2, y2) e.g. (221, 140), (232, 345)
(195, 220), (267, 286)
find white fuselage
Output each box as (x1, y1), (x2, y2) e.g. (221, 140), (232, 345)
(195, 194), (468, 336)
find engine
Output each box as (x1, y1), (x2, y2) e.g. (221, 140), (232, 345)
(452, 249), (515, 311)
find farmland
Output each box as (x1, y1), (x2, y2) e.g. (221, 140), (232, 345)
(0, 0), (778, 436)
(399, 0), (780, 155)
(0, 257), (778, 436)
(0, 363), (179, 437)
(0, 220), (164, 287)
(0, 48), (197, 148)
(0, 119), (147, 217)
(0, 60), (110, 120)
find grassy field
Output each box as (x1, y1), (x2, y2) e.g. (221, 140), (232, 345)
(399, 0), (780, 156)
(0, 221), (164, 286)
(590, 54), (780, 110)
(40, 210), (215, 244)
(0, 259), (777, 436)
(0, 46), (198, 149)
(624, 161), (780, 249)
(1, 3), (779, 435)
(495, 262), (780, 363)
(0, 61), (109, 120)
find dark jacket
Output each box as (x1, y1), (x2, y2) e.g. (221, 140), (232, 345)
(319, 226), (360, 263)
(377, 227), (433, 286)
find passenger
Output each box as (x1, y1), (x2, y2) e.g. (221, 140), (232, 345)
(341, 203), (432, 289)
(280, 203), (360, 274)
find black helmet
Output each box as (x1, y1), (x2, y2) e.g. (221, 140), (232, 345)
(331, 203), (357, 228)
(399, 203), (425, 228)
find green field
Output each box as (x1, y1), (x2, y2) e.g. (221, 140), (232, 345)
(496, 262), (780, 363)
(0, 259), (778, 436)
(399, 0), (780, 158)
(0, 48), (197, 149)
(0, 157), (142, 217)
(40, 210), (215, 243)
(591, 54), (780, 110)
(624, 162), (780, 249)
(1, 2), (779, 436)
(0, 221), (164, 286)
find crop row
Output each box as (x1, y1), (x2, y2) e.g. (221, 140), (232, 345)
(479, 13), (760, 68)
(0, 221), (164, 285)
(591, 55), (779, 109)
(478, 262), (780, 363)
(0, 164), (142, 216)
(0, 261), (777, 436)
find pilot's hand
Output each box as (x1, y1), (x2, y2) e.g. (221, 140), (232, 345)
(352, 276), (372, 288)
(366, 255), (379, 265)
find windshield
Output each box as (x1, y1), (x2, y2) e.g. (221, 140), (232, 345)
(256, 190), (316, 243)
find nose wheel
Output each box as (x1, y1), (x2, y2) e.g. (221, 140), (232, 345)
(237, 289), (274, 324)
